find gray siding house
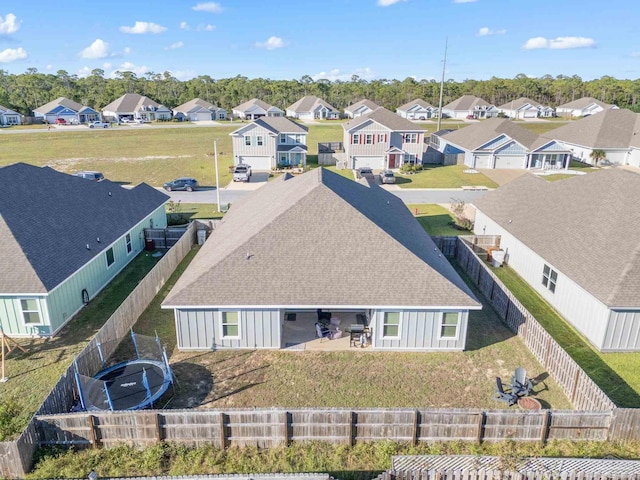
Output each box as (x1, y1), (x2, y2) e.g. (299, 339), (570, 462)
(555, 97), (618, 117)
(230, 117), (308, 170)
(232, 98), (284, 120)
(102, 93), (172, 122)
(441, 95), (498, 120)
(473, 169), (640, 352)
(163, 168), (480, 352)
(33, 97), (99, 124)
(286, 96), (339, 120)
(497, 97), (554, 119)
(0, 163), (168, 337)
(344, 99), (379, 118)
(343, 107), (427, 170)
(173, 98), (227, 121)
(0, 105), (21, 125)
(396, 99), (437, 120)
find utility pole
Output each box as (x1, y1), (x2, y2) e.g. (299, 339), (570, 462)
(437, 37), (448, 132)
(214, 138), (221, 212)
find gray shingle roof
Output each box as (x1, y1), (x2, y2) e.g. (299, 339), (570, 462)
(233, 98), (278, 113)
(556, 96), (614, 109)
(441, 118), (540, 150)
(102, 93), (165, 113)
(542, 108), (640, 148)
(34, 97), (84, 114)
(345, 99), (379, 114)
(344, 107), (426, 132)
(173, 98), (220, 113)
(397, 99), (433, 111)
(163, 168), (479, 308)
(231, 117), (309, 136)
(443, 95), (491, 111)
(0, 105), (20, 115)
(474, 169), (640, 308)
(497, 97), (542, 110)
(0, 163), (169, 294)
(287, 95), (336, 113)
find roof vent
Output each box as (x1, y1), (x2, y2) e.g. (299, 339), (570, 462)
(96, 237), (100, 243)
(246, 252), (254, 260)
(108, 192), (112, 196)
(86, 244), (90, 250)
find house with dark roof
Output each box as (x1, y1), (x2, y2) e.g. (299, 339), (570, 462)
(286, 95), (339, 120)
(396, 99), (437, 120)
(497, 97), (554, 119)
(542, 109), (640, 167)
(230, 117), (309, 170)
(0, 105), (21, 125)
(555, 97), (618, 117)
(173, 98), (227, 121)
(474, 169), (640, 351)
(441, 95), (498, 119)
(162, 168), (480, 351)
(434, 118), (571, 170)
(343, 107), (427, 170)
(33, 97), (99, 124)
(232, 98), (284, 120)
(102, 93), (172, 123)
(0, 163), (168, 337)
(344, 99), (379, 118)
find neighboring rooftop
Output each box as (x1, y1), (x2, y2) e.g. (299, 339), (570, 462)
(287, 95), (337, 113)
(102, 93), (164, 112)
(233, 98), (278, 112)
(33, 97), (84, 114)
(440, 117), (540, 150)
(345, 99), (380, 113)
(557, 96), (615, 109)
(443, 95), (491, 111)
(497, 97), (543, 110)
(474, 168), (640, 308)
(397, 99), (433, 111)
(231, 116), (309, 135)
(344, 107), (425, 132)
(173, 98), (221, 112)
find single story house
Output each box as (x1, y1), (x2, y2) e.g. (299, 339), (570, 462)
(498, 97), (554, 119)
(102, 93), (172, 123)
(344, 99), (379, 118)
(441, 95), (498, 119)
(0, 105), (21, 125)
(286, 95), (339, 120)
(435, 118), (571, 170)
(230, 116), (308, 170)
(396, 99), (437, 120)
(474, 169), (640, 352)
(541, 108), (640, 167)
(0, 163), (168, 337)
(162, 168), (481, 351)
(173, 98), (227, 121)
(33, 97), (99, 124)
(555, 97), (618, 117)
(343, 107), (427, 170)
(232, 99), (284, 120)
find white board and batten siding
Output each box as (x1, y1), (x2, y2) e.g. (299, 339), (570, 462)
(175, 308), (281, 350)
(370, 309), (469, 351)
(474, 210), (612, 350)
(604, 310), (640, 351)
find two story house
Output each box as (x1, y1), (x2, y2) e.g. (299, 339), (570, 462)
(230, 117), (309, 170)
(343, 107), (426, 170)
(232, 98), (284, 120)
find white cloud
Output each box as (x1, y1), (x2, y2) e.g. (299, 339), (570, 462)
(103, 62), (112, 69)
(171, 69), (197, 81)
(192, 2), (223, 13)
(0, 47), (27, 63)
(120, 21), (167, 34)
(0, 13), (20, 34)
(166, 41), (184, 50)
(477, 27), (506, 36)
(77, 66), (92, 78)
(255, 36), (285, 50)
(453, 0), (477, 3)
(377, 0), (406, 6)
(46, 64), (53, 70)
(123, 47), (131, 55)
(80, 39), (110, 59)
(523, 36), (596, 50)
(311, 67), (375, 82)
(180, 21), (190, 30)
(109, 61), (150, 78)
(198, 24), (216, 31)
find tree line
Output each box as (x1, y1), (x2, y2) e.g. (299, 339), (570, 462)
(1, 68), (639, 116)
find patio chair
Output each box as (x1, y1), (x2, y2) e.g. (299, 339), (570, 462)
(511, 367), (533, 397)
(493, 377), (518, 406)
(315, 322), (332, 341)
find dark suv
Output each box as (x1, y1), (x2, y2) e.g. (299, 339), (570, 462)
(163, 177), (199, 192)
(356, 167), (375, 180)
(74, 171), (104, 181)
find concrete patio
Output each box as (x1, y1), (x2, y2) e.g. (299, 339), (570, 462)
(281, 311), (371, 351)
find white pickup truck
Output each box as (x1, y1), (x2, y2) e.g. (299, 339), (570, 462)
(89, 121), (110, 129)
(233, 164), (252, 182)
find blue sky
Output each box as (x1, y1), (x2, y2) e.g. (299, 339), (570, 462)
(0, 0), (638, 81)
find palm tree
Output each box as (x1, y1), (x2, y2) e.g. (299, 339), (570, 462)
(590, 149), (607, 166)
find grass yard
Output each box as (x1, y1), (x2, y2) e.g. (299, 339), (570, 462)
(166, 202), (225, 224)
(408, 204), (466, 236)
(396, 165), (498, 189)
(518, 121), (568, 135)
(490, 265), (640, 407)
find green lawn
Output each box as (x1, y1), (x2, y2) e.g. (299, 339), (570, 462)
(396, 165), (498, 189)
(490, 265), (640, 407)
(408, 204), (467, 236)
(166, 202), (225, 224)
(518, 121), (569, 135)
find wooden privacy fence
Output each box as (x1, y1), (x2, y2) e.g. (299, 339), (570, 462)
(453, 238), (616, 413)
(0, 223), (196, 479)
(36, 408), (614, 449)
(379, 471), (640, 480)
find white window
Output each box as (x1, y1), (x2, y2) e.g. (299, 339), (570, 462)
(221, 311), (240, 338)
(404, 133), (418, 143)
(352, 134), (359, 144)
(244, 135), (251, 146)
(440, 312), (459, 339)
(365, 134), (373, 144)
(20, 298), (43, 325)
(378, 134), (386, 143)
(256, 135), (264, 146)
(125, 233), (132, 254)
(382, 312), (401, 339)
(280, 134), (287, 144)
(106, 247), (115, 268)
(542, 265), (558, 293)
(294, 134), (302, 144)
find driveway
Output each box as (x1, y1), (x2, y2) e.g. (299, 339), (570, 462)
(225, 171), (270, 190)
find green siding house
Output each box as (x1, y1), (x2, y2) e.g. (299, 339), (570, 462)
(0, 163), (168, 337)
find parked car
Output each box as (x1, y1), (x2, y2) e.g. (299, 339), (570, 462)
(379, 169), (396, 184)
(163, 177), (199, 192)
(55, 118), (67, 125)
(356, 167), (375, 180)
(89, 121), (110, 129)
(233, 164), (252, 182)
(74, 171), (104, 181)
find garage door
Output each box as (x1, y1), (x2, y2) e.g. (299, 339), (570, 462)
(494, 156), (524, 169)
(473, 155), (492, 169)
(240, 156), (272, 171)
(190, 112), (211, 122)
(353, 156), (385, 170)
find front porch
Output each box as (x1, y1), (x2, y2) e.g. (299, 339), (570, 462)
(277, 146), (307, 168)
(282, 310), (371, 351)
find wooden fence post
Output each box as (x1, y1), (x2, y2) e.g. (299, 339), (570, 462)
(348, 411), (356, 446)
(570, 369), (582, 404)
(412, 409), (419, 445)
(539, 410), (550, 446)
(543, 335), (553, 367)
(153, 412), (162, 443)
(218, 412), (227, 449)
(87, 414), (98, 448)
(281, 411), (289, 446)
(476, 412), (485, 444)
